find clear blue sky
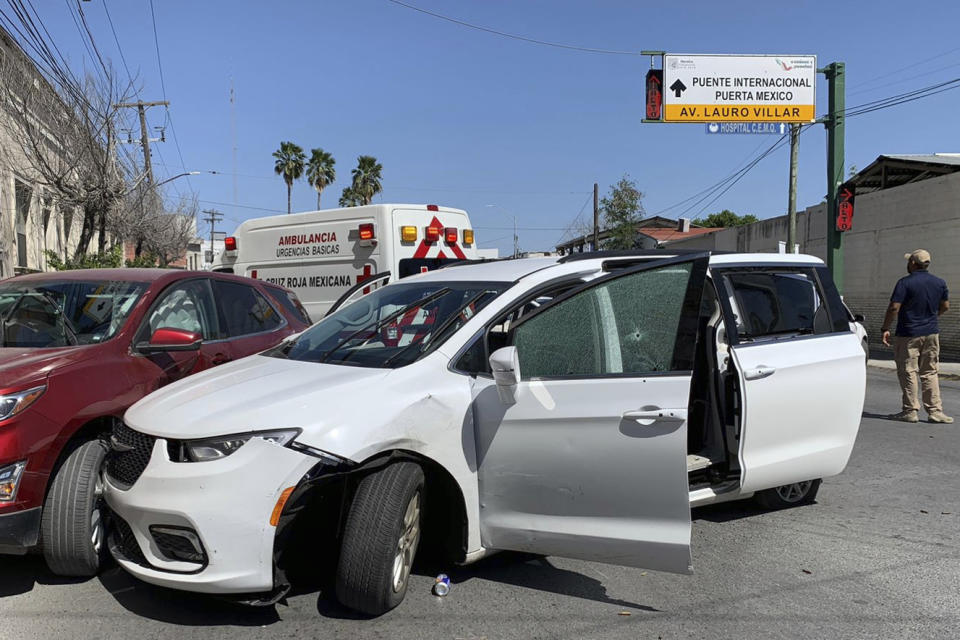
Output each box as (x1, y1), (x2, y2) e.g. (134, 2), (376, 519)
(28, 1), (960, 256)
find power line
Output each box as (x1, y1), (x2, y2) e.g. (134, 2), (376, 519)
(147, 0), (167, 100)
(847, 46), (960, 90)
(101, 0), (134, 90)
(385, 0), (639, 56)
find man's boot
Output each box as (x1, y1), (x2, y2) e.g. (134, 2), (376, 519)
(928, 411), (954, 424)
(889, 410), (919, 423)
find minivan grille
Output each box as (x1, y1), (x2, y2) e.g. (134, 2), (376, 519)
(106, 422), (156, 488)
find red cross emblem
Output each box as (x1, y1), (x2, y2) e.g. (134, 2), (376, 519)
(357, 264), (373, 294)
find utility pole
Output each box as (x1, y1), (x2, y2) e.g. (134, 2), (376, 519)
(512, 215), (518, 259)
(113, 100), (169, 186)
(593, 182), (599, 251)
(821, 62), (845, 290)
(202, 209), (223, 267)
(787, 124), (800, 253)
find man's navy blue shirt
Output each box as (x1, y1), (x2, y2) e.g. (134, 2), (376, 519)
(891, 270), (949, 337)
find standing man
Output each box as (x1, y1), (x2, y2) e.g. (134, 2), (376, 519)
(881, 249), (952, 424)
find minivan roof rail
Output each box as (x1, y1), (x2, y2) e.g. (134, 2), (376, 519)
(557, 249), (727, 263)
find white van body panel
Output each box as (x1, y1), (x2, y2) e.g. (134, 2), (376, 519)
(216, 204), (478, 320)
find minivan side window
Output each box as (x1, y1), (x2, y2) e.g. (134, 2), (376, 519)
(511, 263), (694, 379)
(140, 279), (219, 341)
(212, 280), (284, 337)
(722, 269), (834, 340)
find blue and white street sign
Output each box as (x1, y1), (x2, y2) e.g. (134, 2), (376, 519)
(705, 122), (787, 135)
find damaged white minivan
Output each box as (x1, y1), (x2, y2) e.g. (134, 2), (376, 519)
(103, 252), (866, 615)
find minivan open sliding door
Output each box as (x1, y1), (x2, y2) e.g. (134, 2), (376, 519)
(714, 266), (866, 494)
(471, 255), (709, 573)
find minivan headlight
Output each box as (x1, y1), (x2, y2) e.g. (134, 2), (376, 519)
(0, 386), (45, 422)
(178, 429), (301, 462)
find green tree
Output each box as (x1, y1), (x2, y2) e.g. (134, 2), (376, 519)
(272, 141), (306, 214)
(339, 185), (363, 207)
(306, 148), (336, 209)
(600, 175), (644, 249)
(692, 209), (759, 228)
(350, 155), (383, 205)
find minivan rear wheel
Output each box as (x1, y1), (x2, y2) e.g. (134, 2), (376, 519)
(755, 479), (821, 510)
(40, 440), (110, 576)
(335, 461), (425, 616)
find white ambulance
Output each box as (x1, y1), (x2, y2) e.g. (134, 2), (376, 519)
(212, 204), (479, 320)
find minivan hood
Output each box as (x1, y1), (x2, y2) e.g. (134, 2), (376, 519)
(0, 346), (94, 389)
(125, 355), (392, 440)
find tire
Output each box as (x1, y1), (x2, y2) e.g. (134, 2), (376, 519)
(755, 478), (822, 510)
(41, 440), (109, 577)
(335, 461), (425, 616)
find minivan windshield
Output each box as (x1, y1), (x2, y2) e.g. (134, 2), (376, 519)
(0, 279), (147, 348)
(268, 281), (506, 368)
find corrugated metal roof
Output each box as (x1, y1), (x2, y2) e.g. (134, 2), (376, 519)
(849, 154), (960, 193)
(879, 153), (960, 166)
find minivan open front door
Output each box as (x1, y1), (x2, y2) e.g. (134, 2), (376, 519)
(471, 255), (709, 573)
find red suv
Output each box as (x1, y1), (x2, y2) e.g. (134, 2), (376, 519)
(0, 269), (310, 576)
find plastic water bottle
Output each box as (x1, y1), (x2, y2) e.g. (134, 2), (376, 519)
(433, 573), (450, 596)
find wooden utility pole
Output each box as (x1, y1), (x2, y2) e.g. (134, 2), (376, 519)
(787, 124), (800, 253)
(592, 182), (599, 251)
(113, 100), (169, 185)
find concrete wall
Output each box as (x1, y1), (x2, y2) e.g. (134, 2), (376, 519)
(669, 171), (960, 358)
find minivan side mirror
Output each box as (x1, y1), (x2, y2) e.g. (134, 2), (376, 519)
(136, 327), (202, 353)
(853, 313), (866, 323)
(489, 346), (521, 404)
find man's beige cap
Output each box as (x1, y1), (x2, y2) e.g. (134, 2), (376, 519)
(905, 249), (931, 265)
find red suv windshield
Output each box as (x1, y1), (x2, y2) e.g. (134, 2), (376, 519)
(0, 280), (147, 348)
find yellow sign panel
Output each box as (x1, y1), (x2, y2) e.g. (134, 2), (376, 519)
(662, 54), (817, 123)
(663, 104), (816, 122)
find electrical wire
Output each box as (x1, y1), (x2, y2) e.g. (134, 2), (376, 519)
(384, 0), (639, 56)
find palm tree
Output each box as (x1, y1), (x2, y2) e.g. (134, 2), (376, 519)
(350, 155), (383, 205)
(272, 141), (306, 214)
(339, 185), (362, 207)
(306, 148), (336, 209)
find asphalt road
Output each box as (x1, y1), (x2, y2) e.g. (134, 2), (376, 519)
(1, 369), (958, 639)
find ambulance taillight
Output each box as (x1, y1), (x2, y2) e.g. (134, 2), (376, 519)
(224, 236), (237, 252)
(401, 226), (418, 242)
(425, 224), (441, 242)
(444, 227), (458, 244)
(358, 223), (375, 247)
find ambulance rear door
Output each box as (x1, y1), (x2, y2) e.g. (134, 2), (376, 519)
(391, 207), (477, 278)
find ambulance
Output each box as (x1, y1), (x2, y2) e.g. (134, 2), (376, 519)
(212, 204), (479, 320)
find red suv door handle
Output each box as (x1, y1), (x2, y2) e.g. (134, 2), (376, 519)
(212, 353), (231, 365)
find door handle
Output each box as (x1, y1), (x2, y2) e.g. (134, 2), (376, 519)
(743, 365), (776, 380)
(622, 408), (688, 423)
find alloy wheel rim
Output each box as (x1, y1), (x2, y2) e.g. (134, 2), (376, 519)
(392, 492), (421, 593)
(91, 475), (104, 554)
(776, 480), (812, 503)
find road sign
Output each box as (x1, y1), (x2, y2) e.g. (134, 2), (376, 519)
(646, 69), (662, 120)
(705, 122), (787, 135)
(663, 54), (816, 123)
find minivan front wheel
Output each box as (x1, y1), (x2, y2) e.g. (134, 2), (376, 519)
(335, 461), (425, 616)
(755, 478), (821, 510)
(40, 440), (110, 576)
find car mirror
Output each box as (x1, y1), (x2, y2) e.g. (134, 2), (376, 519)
(853, 313), (865, 323)
(489, 346), (520, 404)
(136, 327), (202, 353)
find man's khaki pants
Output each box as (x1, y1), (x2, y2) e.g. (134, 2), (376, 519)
(893, 334), (942, 414)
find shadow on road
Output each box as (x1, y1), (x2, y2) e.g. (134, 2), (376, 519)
(0, 554), (91, 598)
(97, 566), (280, 626)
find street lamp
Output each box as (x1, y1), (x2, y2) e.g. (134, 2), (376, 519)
(485, 204), (519, 258)
(156, 171), (200, 187)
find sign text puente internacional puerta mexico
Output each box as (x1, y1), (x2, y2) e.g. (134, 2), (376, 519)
(662, 54), (816, 123)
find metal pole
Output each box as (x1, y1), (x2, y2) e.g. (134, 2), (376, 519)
(513, 216), (518, 258)
(593, 182), (599, 251)
(787, 124), (800, 253)
(823, 62), (845, 290)
(137, 104), (154, 185)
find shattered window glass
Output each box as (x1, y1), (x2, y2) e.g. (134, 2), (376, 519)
(513, 263), (692, 378)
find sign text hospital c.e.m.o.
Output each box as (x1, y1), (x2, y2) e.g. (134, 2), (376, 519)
(662, 54), (816, 123)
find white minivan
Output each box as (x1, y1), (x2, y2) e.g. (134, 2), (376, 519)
(213, 203), (479, 320)
(104, 251), (865, 616)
